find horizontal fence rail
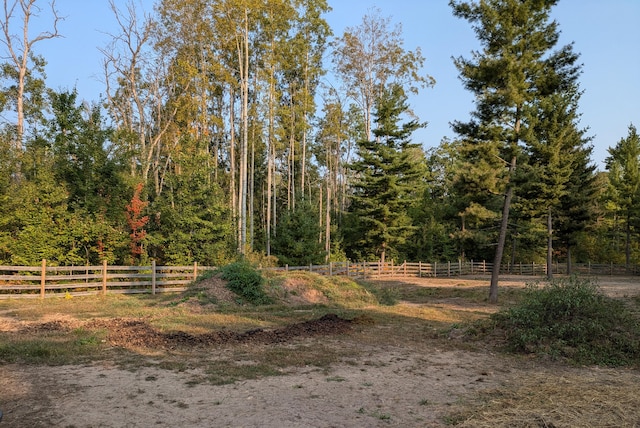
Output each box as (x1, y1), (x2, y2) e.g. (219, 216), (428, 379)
(0, 260), (214, 299)
(1, 259), (638, 299)
(262, 260), (640, 279)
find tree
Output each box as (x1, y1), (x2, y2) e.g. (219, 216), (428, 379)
(125, 182), (149, 264)
(331, 7), (433, 142)
(450, 0), (581, 301)
(315, 90), (348, 262)
(0, 0), (61, 151)
(345, 85), (426, 263)
(271, 198), (325, 266)
(605, 124), (640, 267)
(518, 82), (594, 278)
(148, 149), (233, 266)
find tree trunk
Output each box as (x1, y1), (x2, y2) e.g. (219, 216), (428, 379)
(547, 206), (553, 280)
(625, 212), (631, 268)
(489, 155), (516, 303)
(229, 88), (237, 244)
(325, 176), (331, 263)
(239, 10), (249, 254)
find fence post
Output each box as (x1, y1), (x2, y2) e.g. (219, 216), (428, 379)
(363, 261), (367, 279)
(329, 262), (333, 276)
(152, 260), (157, 295)
(102, 260), (108, 296)
(447, 261), (451, 277)
(193, 262), (198, 282)
(404, 260), (407, 277)
(434, 261), (437, 278)
(470, 260), (473, 275)
(418, 261), (422, 278)
(346, 261), (350, 277)
(40, 259), (46, 299)
(459, 259), (462, 276)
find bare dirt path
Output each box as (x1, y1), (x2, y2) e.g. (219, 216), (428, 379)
(1, 348), (526, 427)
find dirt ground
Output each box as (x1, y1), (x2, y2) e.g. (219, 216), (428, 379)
(1, 275), (639, 427)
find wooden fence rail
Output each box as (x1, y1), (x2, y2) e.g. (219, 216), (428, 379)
(1, 259), (638, 299)
(0, 260), (214, 299)
(262, 260), (640, 278)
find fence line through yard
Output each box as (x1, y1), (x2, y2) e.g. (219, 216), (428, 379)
(0, 259), (637, 299)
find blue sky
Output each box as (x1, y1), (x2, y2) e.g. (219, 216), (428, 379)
(35, 0), (640, 170)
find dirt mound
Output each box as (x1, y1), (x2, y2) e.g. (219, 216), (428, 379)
(9, 313), (355, 350)
(100, 313), (353, 350)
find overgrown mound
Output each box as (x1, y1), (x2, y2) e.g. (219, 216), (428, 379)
(489, 276), (640, 366)
(267, 271), (377, 308)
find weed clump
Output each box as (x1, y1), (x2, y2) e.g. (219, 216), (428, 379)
(490, 276), (640, 366)
(217, 261), (273, 305)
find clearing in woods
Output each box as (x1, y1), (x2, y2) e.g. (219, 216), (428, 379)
(0, 274), (639, 427)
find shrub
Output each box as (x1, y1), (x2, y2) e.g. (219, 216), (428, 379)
(217, 261), (272, 305)
(490, 276), (640, 366)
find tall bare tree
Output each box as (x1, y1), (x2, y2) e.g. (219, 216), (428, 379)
(0, 0), (61, 150)
(331, 7), (433, 141)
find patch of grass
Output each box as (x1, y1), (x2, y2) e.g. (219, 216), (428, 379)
(217, 261), (273, 305)
(0, 332), (106, 364)
(358, 281), (400, 305)
(488, 276), (640, 366)
(260, 344), (344, 368)
(204, 360), (282, 385)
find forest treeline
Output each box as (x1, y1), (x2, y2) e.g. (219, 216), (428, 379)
(0, 0), (638, 271)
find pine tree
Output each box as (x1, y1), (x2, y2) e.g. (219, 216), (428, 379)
(605, 124), (640, 267)
(450, 0), (582, 301)
(345, 84), (426, 263)
(518, 83), (596, 278)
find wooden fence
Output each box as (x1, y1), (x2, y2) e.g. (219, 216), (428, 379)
(0, 260), (213, 299)
(1, 259), (638, 299)
(264, 260), (640, 278)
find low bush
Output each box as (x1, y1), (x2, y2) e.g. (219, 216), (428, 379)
(490, 276), (640, 366)
(217, 261), (273, 305)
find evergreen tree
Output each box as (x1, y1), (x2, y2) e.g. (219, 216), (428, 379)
(519, 84), (596, 278)
(344, 84), (426, 263)
(450, 0), (582, 301)
(605, 124), (640, 267)
(271, 198), (325, 266)
(406, 142), (460, 262)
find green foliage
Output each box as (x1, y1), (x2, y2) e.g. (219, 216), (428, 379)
(605, 124), (640, 265)
(148, 150), (234, 266)
(271, 199), (326, 266)
(490, 276), (640, 366)
(345, 84), (426, 262)
(217, 261), (272, 305)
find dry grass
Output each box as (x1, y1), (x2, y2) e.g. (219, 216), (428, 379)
(450, 367), (640, 427)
